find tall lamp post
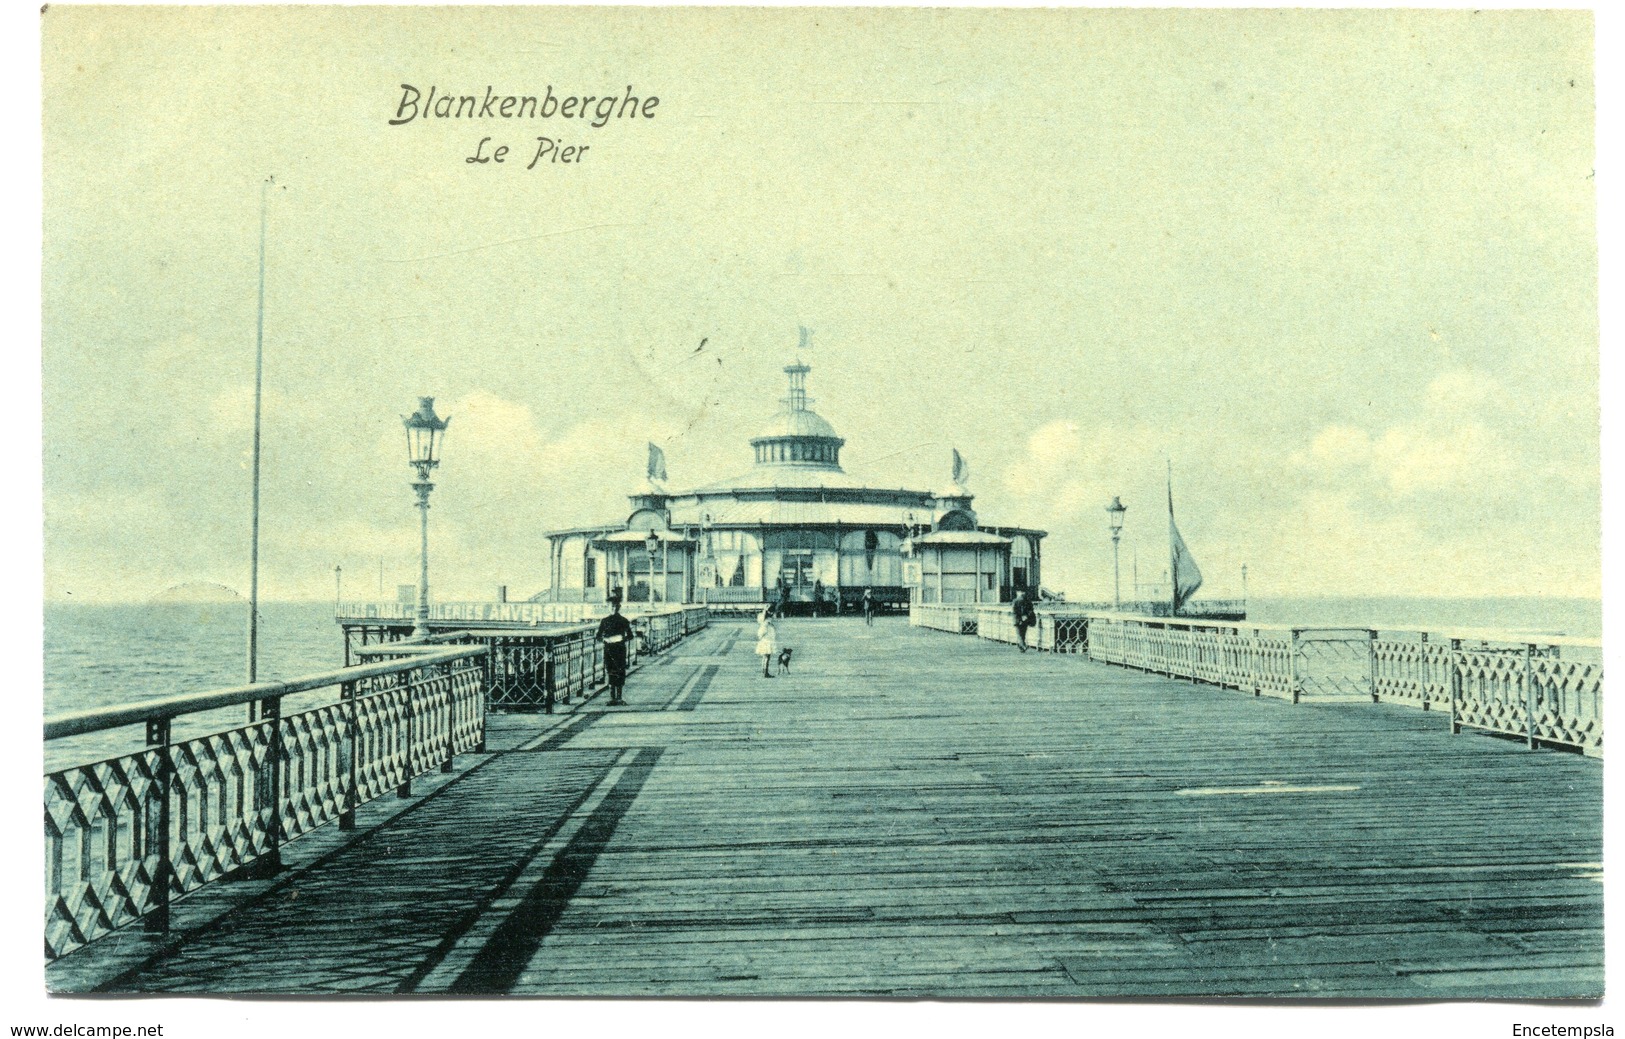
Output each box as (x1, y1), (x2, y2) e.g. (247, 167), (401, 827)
(645, 530), (661, 604)
(1107, 496), (1127, 610)
(402, 398), (450, 637)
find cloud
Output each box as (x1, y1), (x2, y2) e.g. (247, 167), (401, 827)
(1293, 368), (1517, 497)
(1004, 419), (1165, 521)
(1265, 367), (1599, 597)
(1307, 425), (1371, 469)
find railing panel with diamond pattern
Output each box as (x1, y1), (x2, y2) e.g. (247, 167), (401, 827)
(917, 604), (1600, 753)
(1372, 635), (1454, 710)
(44, 646), (488, 960)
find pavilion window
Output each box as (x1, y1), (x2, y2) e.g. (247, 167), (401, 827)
(584, 557), (596, 588)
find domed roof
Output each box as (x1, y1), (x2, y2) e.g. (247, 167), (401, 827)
(752, 408), (841, 442)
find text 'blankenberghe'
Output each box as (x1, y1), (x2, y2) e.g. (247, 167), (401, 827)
(388, 84), (661, 170)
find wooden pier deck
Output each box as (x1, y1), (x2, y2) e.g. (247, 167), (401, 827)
(51, 618), (1603, 998)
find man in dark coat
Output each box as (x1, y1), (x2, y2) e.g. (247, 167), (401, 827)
(597, 589), (633, 704)
(1013, 590), (1037, 653)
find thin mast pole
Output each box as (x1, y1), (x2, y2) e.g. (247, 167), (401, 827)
(248, 175), (270, 689)
(1167, 459), (1175, 617)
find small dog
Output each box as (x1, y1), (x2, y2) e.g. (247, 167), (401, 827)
(777, 647), (794, 673)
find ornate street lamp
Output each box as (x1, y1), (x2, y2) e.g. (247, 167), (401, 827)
(402, 397), (450, 636)
(645, 529), (661, 604)
(1107, 496), (1127, 610)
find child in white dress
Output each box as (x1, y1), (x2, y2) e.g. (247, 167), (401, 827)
(756, 616), (777, 678)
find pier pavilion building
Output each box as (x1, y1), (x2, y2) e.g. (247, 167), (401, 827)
(541, 361), (1046, 612)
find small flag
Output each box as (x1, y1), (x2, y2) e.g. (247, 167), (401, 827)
(951, 448), (970, 488)
(798, 325), (813, 352)
(647, 442), (668, 484)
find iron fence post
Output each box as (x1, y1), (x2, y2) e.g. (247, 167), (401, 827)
(475, 648), (488, 753)
(544, 640), (557, 713)
(1367, 629), (1379, 702)
(1418, 632), (1429, 710)
(482, 638), (496, 717)
(144, 716), (172, 933)
(1290, 629), (1302, 704)
(1449, 638), (1462, 734)
(1525, 643), (1537, 750)
(248, 695), (283, 878)
(339, 679), (358, 830)
(398, 668), (415, 798)
(442, 660), (456, 773)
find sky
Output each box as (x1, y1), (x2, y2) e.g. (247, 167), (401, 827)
(41, 7), (1599, 604)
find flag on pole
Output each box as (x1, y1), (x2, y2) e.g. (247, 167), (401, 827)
(798, 325), (813, 352)
(951, 448), (970, 488)
(647, 442), (668, 484)
(1169, 473), (1203, 614)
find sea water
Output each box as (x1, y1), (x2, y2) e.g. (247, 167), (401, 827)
(1244, 595), (1602, 639)
(44, 601), (344, 771)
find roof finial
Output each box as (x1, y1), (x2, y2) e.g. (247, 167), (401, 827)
(784, 331), (813, 411)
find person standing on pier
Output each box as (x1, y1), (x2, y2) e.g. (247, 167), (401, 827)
(862, 588), (875, 627)
(1013, 590), (1037, 653)
(756, 610), (778, 678)
(597, 589), (633, 704)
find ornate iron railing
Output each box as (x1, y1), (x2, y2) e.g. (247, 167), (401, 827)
(969, 605), (1056, 650)
(1372, 633), (1455, 710)
(1447, 637), (1602, 756)
(972, 606), (1019, 645)
(916, 603), (1086, 652)
(681, 606), (711, 634)
(359, 629), (603, 713)
(909, 603), (977, 635)
(1088, 615), (1601, 753)
(354, 607), (708, 713)
(43, 646), (489, 960)
(915, 605), (1602, 756)
(1039, 614), (1089, 653)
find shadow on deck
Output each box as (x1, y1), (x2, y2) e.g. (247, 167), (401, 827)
(49, 618), (1603, 998)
